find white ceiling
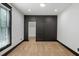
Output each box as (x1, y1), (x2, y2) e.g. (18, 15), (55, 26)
(12, 3), (72, 15)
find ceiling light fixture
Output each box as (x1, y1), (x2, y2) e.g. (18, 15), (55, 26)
(28, 9), (31, 12)
(54, 9), (58, 12)
(40, 3), (46, 7)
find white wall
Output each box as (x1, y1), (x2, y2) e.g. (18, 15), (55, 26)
(28, 22), (36, 37)
(0, 4), (24, 55)
(57, 4), (79, 54)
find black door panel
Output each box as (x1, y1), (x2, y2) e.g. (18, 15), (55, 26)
(36, 16), (57, 41)
(44, 16), (57, 41)
(36, 16), (45, 41)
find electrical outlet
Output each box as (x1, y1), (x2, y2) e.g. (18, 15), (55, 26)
(77, 48), (79, 51)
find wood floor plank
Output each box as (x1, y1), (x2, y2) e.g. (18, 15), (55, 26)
(7, 38), (75, 56)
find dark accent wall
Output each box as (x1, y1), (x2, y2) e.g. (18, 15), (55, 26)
(36, 16), (45, 41)
(36, 16), (57, 41)
(24, 16), (28, 41)
(24, 15), (57, 41)
(45, 16), (57, 41)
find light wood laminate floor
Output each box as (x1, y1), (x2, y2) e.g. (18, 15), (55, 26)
(7, 38), (74, 56)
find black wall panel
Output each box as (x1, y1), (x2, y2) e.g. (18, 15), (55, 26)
(24, 15), (57, 41)
(36, 16), (45, 41)
(44, 16), (57, 41)
(24, 16), (28, 41)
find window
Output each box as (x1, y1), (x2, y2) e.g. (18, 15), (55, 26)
(0, 3), (11, 51)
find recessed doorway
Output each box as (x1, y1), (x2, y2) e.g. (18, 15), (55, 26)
(28, 22), (36, 41)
